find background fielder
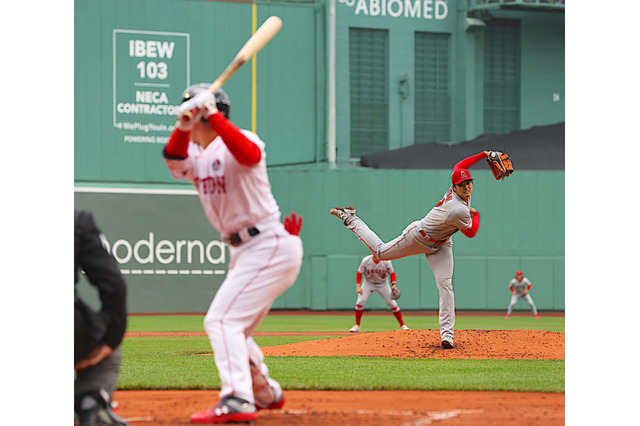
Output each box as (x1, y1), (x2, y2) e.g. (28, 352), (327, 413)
(505, 270), (540, 319)
(349, 255), (409, 332)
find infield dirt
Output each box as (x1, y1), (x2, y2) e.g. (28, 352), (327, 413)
(116, 328), (564, 425)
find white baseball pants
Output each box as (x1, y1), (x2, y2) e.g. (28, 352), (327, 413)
(203, 224), (303, 403)
(507, 294), (538, 316)
(345, 217), (455, 342)
(356, 278), (398, 310)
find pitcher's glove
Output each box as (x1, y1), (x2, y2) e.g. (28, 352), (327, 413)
(391, 286), (401, 300)
(486, 151), (514, 180)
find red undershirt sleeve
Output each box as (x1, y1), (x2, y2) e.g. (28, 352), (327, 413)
(163, 128), (191, 159)
(453, 151), (486, 171)
(390, 272), (397, 285)
(461, 211), (480, 238)
(206, 112), (261, 166)
(356, 271), (362, 285)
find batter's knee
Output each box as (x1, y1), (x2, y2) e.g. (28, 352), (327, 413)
(203, 311), (223, 335)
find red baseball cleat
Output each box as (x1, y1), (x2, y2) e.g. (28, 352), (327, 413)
(190, 397), (257, 424)
(256, 394), (286, 411)
(535, 314), (540, 320)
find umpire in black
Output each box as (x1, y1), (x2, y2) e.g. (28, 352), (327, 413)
(74, 209), (128, 426)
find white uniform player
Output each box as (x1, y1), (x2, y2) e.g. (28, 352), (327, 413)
(163, 84), (303, 424)
(331, 152), (490, 349)
(349, 255), (409, 332)
(505, 270), (539, 319)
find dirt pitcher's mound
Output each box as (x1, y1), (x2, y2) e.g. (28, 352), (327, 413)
(261, 329), (564, 360)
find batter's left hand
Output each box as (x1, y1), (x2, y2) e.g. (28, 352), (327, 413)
(284, 211), (303, 235)
(193, 90), (218, 118)
(176, 98), (203, 131)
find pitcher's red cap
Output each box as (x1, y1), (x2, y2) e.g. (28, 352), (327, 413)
(516, 270), (523, 275)
(451, 169), (473, 185)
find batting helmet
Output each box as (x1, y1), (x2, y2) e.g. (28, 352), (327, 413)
(181, 83), (231, 119)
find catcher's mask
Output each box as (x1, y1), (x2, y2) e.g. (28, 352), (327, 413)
(181, 83), (231, 120)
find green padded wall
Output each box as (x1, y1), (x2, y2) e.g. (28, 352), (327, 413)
(74, 1), (564, 313)
(76, 167), (564, 313)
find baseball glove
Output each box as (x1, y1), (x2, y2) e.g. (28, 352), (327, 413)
(391, 286), (401, 300)
(486, 151), (514, 180)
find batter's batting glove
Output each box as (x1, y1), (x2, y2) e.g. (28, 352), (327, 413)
(283, 211), (303, 236)
(193, 90), (219, 119)
(176, 98), (203, 131)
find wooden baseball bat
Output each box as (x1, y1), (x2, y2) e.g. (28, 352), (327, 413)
(180, 16), (283, 123)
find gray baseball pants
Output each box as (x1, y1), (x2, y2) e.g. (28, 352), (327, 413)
(345, 217), (455, 342)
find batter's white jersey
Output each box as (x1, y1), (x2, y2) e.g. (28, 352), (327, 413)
(164, 130), (281, 235)
(420, 188), (473, 242)
(357, 255), (394, 284)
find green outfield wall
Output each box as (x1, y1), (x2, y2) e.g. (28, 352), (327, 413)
(75, 0), (564, 313)
(75, 167), (564, 313)
(75, 0), (564, 180)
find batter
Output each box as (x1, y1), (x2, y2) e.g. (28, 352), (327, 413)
(349, 255), (409, 332)
(505, 270), (540, 319)
(331, 151), (490, 348)
(163, 84), (303, 424)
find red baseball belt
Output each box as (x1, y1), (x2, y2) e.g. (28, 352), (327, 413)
(419, 229), (446, 245)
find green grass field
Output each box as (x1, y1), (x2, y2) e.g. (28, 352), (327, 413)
(126, 313), (565, 333)
(119, 313), (565, 393)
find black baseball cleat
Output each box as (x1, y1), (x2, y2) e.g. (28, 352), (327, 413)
(441, 339), (454, 349)
(75, 389), (129, 426)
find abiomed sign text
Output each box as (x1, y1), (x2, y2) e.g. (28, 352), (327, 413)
(339, 0), (449, 19)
